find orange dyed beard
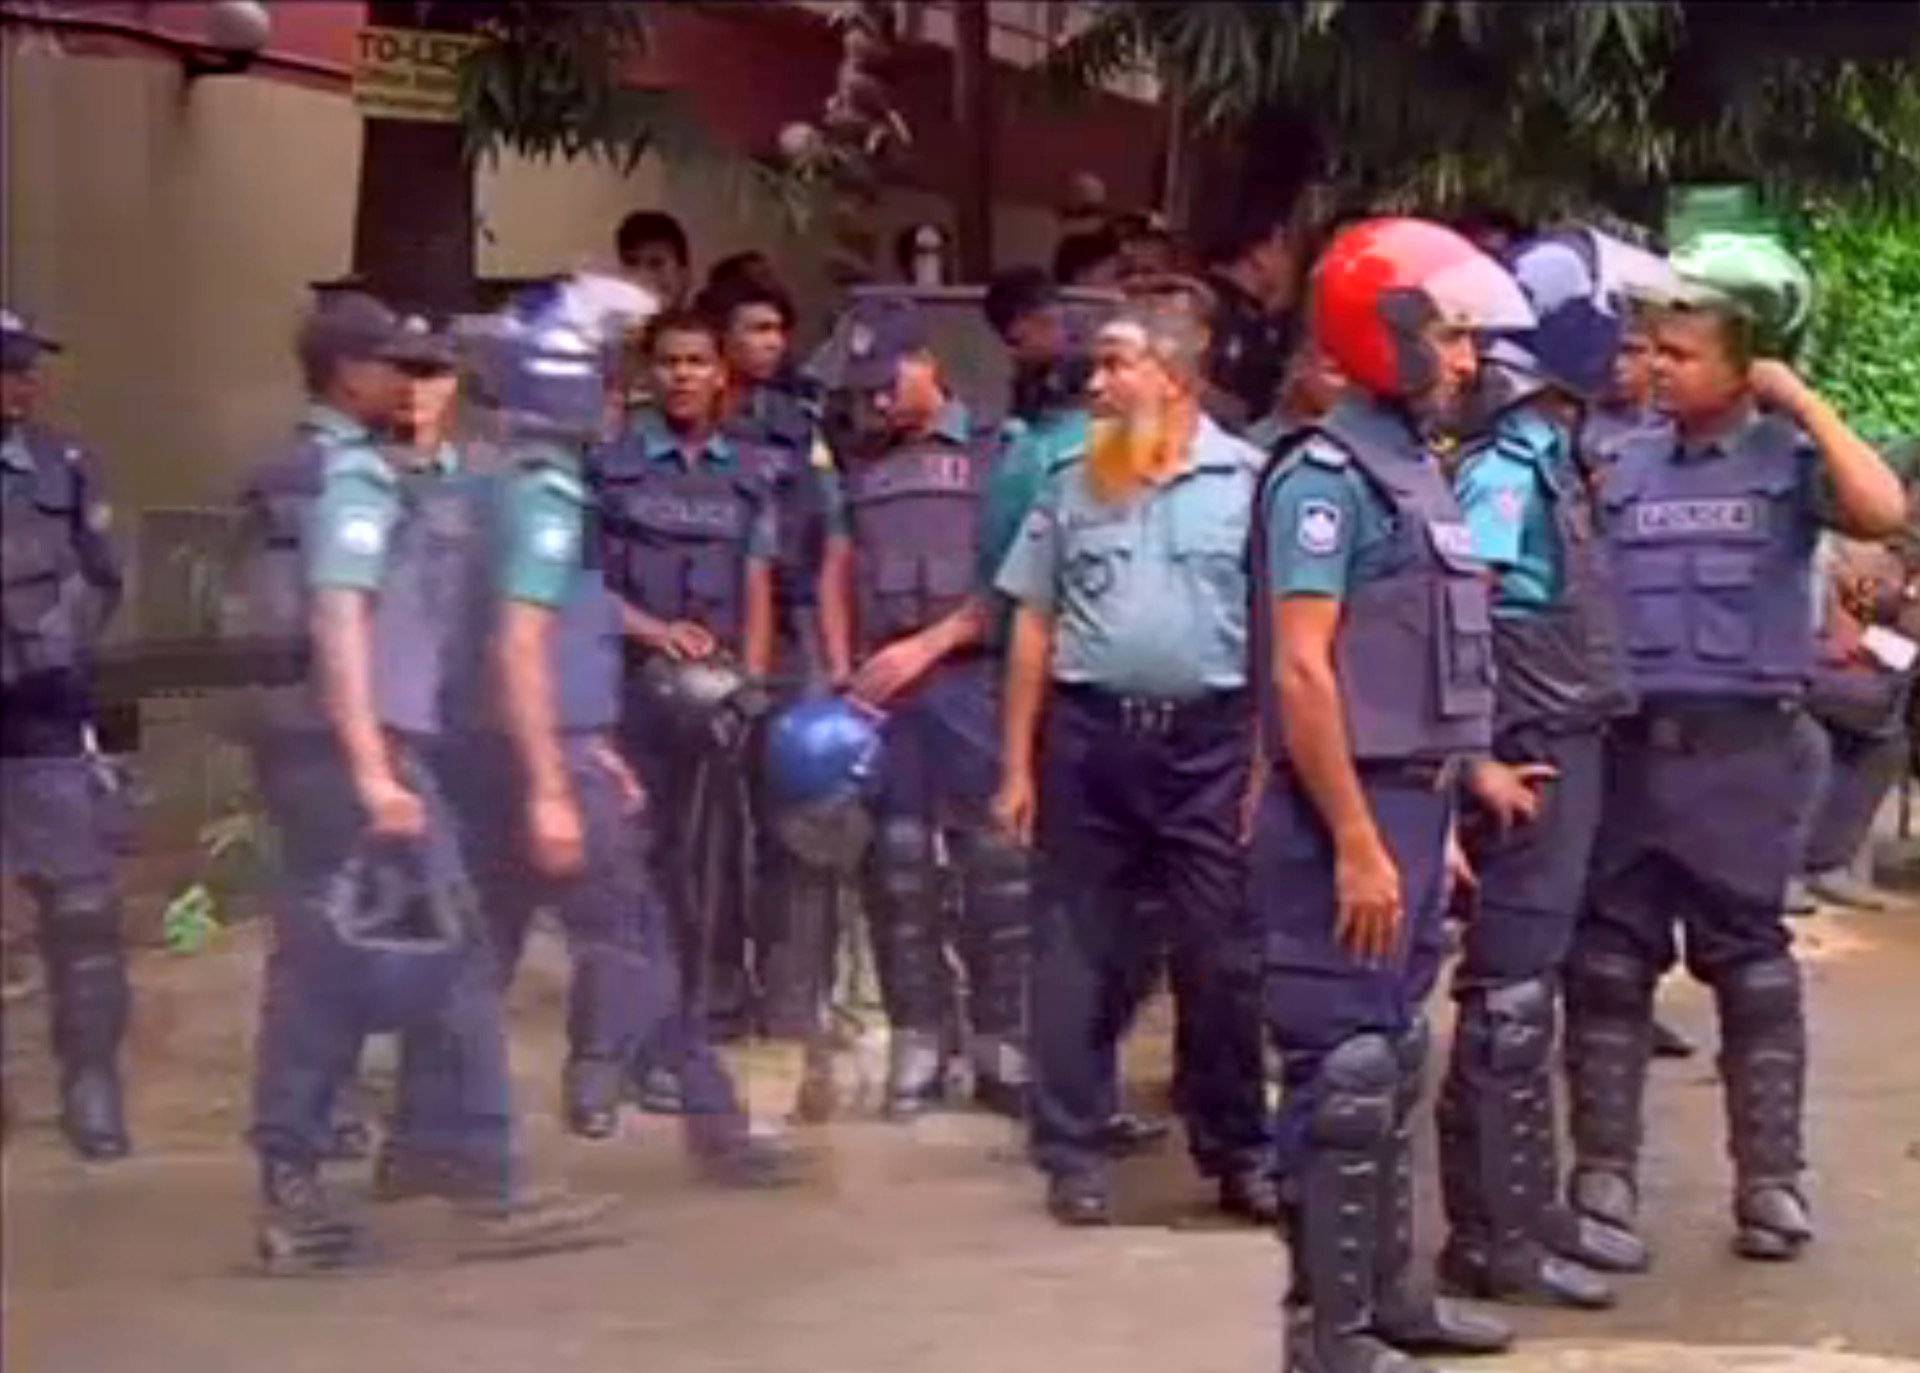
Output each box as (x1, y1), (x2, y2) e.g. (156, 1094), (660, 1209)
(1087, 409), (1180, 504)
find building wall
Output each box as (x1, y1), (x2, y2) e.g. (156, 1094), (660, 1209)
(3, 40), (1061, 523)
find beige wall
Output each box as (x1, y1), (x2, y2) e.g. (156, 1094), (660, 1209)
(5, 44), (1061, 524)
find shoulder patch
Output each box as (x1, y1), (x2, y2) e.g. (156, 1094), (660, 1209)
(1295, 497), (1345, 556)
(333, 506), (387, 556)
(1299, 439), (1352, 470)
(530, 464), (586, 503)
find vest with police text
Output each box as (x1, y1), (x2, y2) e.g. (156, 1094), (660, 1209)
(2, 427), (97, 696)
(1601, 413), (1815, 701)
(844, 433), (987, 654)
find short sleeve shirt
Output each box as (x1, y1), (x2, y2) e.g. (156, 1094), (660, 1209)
(1455, 411), (1567, 615)
(305, 406), (405, 592)
(1259, 436), (1401, 602)
(995, 414), (1258, 698)
(500, 443), (591, 609)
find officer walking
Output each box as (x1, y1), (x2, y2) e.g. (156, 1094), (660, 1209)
(1, 309), (130, 1161)
(596, 307), (778, 1064)
(1430, 227), (1671, 1312)
(1566, 235), (1906, 1263)
(816, 298), (1032, 1119)
(485, 300), (792, 1185)
(994, 282), (1273, 1226)
(240, 293), (611, 1269)
(1248, 221), (1521, 1370)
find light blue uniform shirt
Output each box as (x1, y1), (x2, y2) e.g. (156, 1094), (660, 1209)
(304, 405), (433, 592)
(499, 439), (592, 610)
(1454, 408), (1567, 616)
(996, 413), (1258, 698)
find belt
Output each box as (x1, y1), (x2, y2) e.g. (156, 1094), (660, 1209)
(1056, 683), (1249, 737)
(1354, 756), (1458, 789)
(1621, 698), (1798, 755)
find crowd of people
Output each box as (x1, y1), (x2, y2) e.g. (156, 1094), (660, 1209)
(3, 188), (1915, 1371)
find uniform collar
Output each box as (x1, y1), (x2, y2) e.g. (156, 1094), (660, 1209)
(303, 402), (374, 445)
(399, 441), (460, 476)
(633, 406), (734, 468)
(1184, 412), (1246, 477)
(1676, 400), (1760, 463)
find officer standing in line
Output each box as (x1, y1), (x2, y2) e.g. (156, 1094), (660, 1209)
(242, 294), (612, 1270)
(993, 282), (1274, 1226)
(1429, 228), (1670, 1312)
(1565, 236), (1906, 1264)
(1579, 310), (1666, 471)
(815, 298), (1031, 1119)
(596, 308), (778, 1062)
(1248, 221), (1522, 1370)
(486, 302), (793, 1184)
(0, 309), (130, 1161)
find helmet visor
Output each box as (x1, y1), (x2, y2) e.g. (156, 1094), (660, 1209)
(1422, 253), (1536, 333)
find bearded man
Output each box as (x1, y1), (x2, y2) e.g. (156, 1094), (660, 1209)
(992, 281), (1274, 1227)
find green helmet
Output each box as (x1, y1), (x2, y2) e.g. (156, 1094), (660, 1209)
(1667, 232), (1815, 360)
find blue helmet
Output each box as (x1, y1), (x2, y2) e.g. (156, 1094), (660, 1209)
(763, 696), (884, 870)
(1502, 227), (1680, 399)
(455, 294), (612, 443)
(316, 838), (470, 1032)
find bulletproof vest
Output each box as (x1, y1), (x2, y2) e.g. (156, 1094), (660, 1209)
(1252, 402), (1494, 763)
(595, 436), (767, 651)
(843, 432), (987, 653)
(1464, 407), (1635, 733)
(1, 428), (91, 693)
(1602, 412), (1815, 701)
(370, 472), (498, 736)
(729, 387), (826, 605)
(222, 430), (332, 737)
(1579, 405), (1668, 472)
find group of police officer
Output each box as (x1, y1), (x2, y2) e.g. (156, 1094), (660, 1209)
(2, 203), (1903, 1367)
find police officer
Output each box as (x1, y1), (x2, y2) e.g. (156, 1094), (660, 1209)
(596, 307), (778, 1067)
(241, 293), (612, 1270)
(994, 282), (1272, 1226)
(1430, 228), (1671, 1311)
(817, 298), (1032, 1119)
(0, 309), (129, 1161)
(1249, 221), (1520, 1370)
(1581, 312), (1665, 470)
(1566, 235), (1906, 1264)
(1201, 207), (1303, 431)
(487, 301), (792, 1184)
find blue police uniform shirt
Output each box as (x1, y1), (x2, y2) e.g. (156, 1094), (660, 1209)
(996, 411), (1258, 698)
(1260, 408), (1407, 602)
(499, 439), (592, 609)
(622, 407), (780, 562)
(304, 405), (447, 593)
(1455, 408), (1567, 616)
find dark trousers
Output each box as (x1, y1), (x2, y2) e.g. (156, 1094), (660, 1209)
(0, 748), (129, 1074)
(1804, 721), (1907, 875)
(1578, 712), (1801, 981)
(454, 736), (745, 1125)
(248, 736), (512, 1180)
(1029, 687), (1268, 1180)
(1252, 766), (1452, 1178)
(1456, 727), (1606, 987)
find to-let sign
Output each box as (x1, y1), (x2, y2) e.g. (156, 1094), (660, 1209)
(352, 26), (486, 123)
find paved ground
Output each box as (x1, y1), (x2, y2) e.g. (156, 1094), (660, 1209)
(5, 904), (1920, 1373)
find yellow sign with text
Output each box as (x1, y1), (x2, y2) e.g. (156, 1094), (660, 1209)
(352, 26), (486, 124)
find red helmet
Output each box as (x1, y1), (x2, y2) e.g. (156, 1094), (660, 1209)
(1311, 218), (1534, 398)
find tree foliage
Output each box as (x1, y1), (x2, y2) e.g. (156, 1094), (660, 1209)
(1793, 201), (1920, 441)
(1050, 1), (1920, 217)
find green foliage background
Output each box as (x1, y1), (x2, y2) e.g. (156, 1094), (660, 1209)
(1792, 201), (1920, 443)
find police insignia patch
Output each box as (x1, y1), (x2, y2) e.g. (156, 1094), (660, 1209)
(534, 520), (575, 561)
(1492, 486), (1525, 524)
(1297, 498), (1342, 556)
(338, 513), (383, 555)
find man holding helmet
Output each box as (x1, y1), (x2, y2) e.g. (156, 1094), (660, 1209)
(1565, 233), (1905, 1264)
(1249, 220), (1521, 1369)
(1427, 227), (1675, 1311)
(816, 296), (1032, 1120)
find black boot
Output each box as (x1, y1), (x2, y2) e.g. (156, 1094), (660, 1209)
(1436, 983), (1614, 1310)
(1371, 1022), (1515, 1352)
(46, 908), (132, 1162)
(1714, 957), (1814, 1262)
(1563, 950), (1655, 1259)
(1282, 1036), (1433, 1373)
(257, 1157), (367, 1274)
(563, 1058), (625, 1140)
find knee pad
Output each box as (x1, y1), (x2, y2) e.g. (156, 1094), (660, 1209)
(1566, 950), (1656, 1019)
(1307, 1033), (1399, 1153)
(964, 827), (1031, 902)
(874, 818), (936, 904)
(1481, 976), (1556, 1076)
(1713, 956), (1802, 1038)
